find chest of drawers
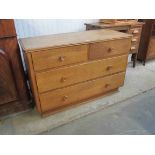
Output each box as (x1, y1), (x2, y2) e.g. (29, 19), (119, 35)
(20, 30), (131, 116)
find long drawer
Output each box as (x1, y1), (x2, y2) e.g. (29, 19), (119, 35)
(32, 45), (88, 71)
(39, 72), (125, 113)
(89, 38), (131, 60)
(36, 55), (128, 93)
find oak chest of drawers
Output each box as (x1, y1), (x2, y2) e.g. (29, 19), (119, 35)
(20, 30), (131, 116)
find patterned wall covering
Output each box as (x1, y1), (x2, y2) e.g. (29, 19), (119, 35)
(14, 19), (99, 38)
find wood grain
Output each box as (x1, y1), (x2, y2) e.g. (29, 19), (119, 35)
(0, 19), (31, 117)
(0, 19), (16, 38)
(137, 20), (155, 64)
(85, 21), (143, 67)
(147, 37), (155, 58)
(36, 55), (128, 93)
(20, 29), (131, 116)
(89, 38), (131, 60)
(40, 72), (125, 113)
(0, 49), (17, 105)
(32, 45), (88, 71)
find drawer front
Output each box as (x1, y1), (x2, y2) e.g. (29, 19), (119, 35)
(131, 36), (140, 44)
(32, 45), (88, 71)
(129, 29), (141, 54)
(89, 38), (131, 60)
(128, 27), (142, 36)
(130, 44), (138, 53)
(36, 55), (128, 93)
(39, 72), (125, 112)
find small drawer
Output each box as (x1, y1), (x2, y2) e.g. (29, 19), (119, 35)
(36, 55), (128, 93)
(89, 38), (131, 60)
(131, 37), (139, 43)
(129, 28), (142, 36)
(31, 45), (88, 71)
(130, 45), (138, 53)
(39, 72), (125, 113)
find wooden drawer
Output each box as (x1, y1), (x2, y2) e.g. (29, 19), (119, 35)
(31, 45), (88, 71)
(130, 44), (138, 53)
(128, 28), (142, 36)
(39, 72), (125, 113)
(36, 55), (128, 93)
(131, 36), (140, 44)
(89, 38), (131, 60)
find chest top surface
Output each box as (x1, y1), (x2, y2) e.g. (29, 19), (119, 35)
(19, 29), (131, 52)
(85, 21), (144, 28)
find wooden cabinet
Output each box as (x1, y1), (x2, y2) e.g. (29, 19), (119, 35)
(0, 19), (31, 117)
(0, 49), (17, 105)
(20, 29), (131, 116)
(85, 20), (144, 67)
(137, 20), (155, 64)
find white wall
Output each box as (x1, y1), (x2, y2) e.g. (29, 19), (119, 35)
(14, 19), (99, 38)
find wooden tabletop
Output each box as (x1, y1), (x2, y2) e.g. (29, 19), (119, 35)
(19, 29), (131, 52)
(85, 21), (144, 28)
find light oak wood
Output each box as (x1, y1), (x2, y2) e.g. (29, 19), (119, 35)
(20, 30), (131, 116)
(36, 55), (128, 93)
(32, 45), (88, 71)
(89, 38), (130, 60)
(100, 19), (117, 24)
(40, 72), (125, 113)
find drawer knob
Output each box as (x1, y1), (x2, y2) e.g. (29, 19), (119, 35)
(63, 96), (68, 101)
(107, 48), (113, 53)
(133, 30), (139, 34)
(106, 65), (113, 71)
(131, 46), (136, 50)
(59, 56), (65, 62)
(132, 38), (137, 42)
(61, 77), (67, 82)
(105, 84), (110, 88)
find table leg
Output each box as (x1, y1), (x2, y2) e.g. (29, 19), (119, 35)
(131, 53), (137, 68)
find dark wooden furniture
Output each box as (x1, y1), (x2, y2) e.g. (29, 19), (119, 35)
(85, 20), (144, 67)
(20, 30), (131, 116)
(137, 20), (155, 65)
(0, 19), (31, 117)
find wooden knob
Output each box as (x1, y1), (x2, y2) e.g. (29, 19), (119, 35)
(107, 47), (113, 53)
(63, 96), (68, 101)
(106, 65), (112, 71)
(59, 56), (65, 62)
(131, 46), (136, 50)
(105, 84), (110, 88)
(133, 30), (139, 34)
(132, 38), (137, 42)
(61, 77), (67, 82)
